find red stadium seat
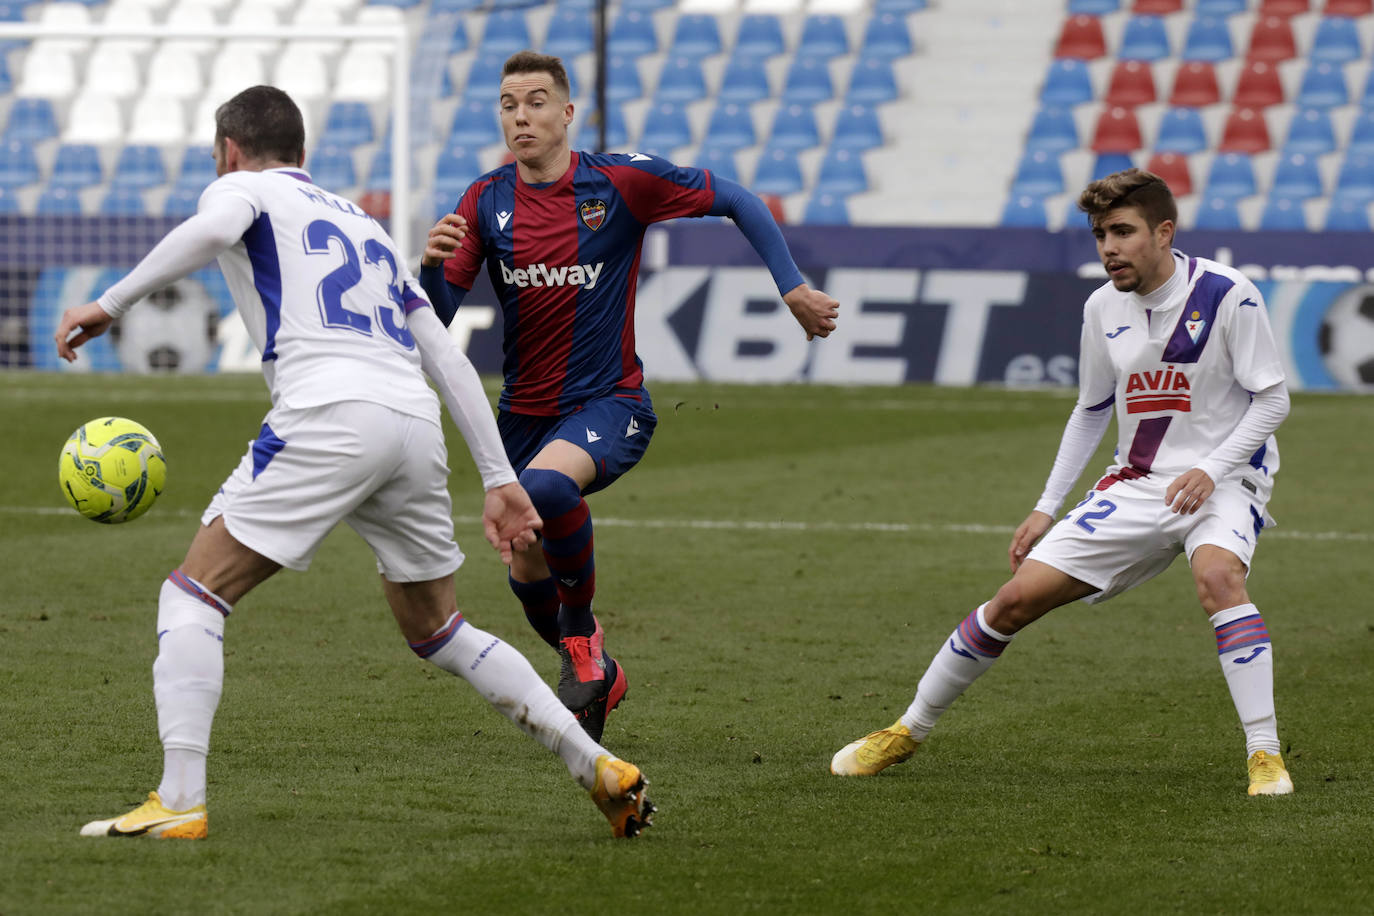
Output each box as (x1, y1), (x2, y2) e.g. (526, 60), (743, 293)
(1104, 60), (1157, 106)
(1091, 105), (1143, 152)
(1169, 61), (1221, 107)
(1133, 0), (1183, 11)
(1233, 60), (1286, 107)
(1054, 14), (1107, 59)
(1247, 16), (1297, 61)
(1325, 0), (1373, 14)
(1258, 0), (1309, 14)
(1218, 106), (1272, 153)
(358, 191), (390, 219)
(1145, 152), (1193, 196)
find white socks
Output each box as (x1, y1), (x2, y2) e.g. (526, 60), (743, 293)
(900, 603), (1014, 740)
(1211, 603), (1280, 757)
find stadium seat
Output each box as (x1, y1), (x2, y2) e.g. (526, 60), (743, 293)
(1309, 16), (1362, 63)
(781, 58), (834, 104)
(831, 104), (883, 151)
(623, 0), (672, 10)
(1040, 58), (1095, 107)
(1326, 0), (1373, 14)
(36, 186), (84, 215)
(798, 15), (849, 59)
(607, 55), (644, 103)
(1258, 195), (1308, 230)
(702, 102), (757, 150)
(162, 2), (217, 56)
(752, 147), (804, 195)
(1181, 16), (1234, 62)
(0, 57), (9, 96)
(307, 145), (356, 191)
(1025, 107), (1080, 153)
(815, 147), (868, 195)
(483, 9), (534, 55)
(1204, 152), (1257, 198)
(768, 104), (821, 150)
(63, 95), (124, 144)
(81, 45), (141, 100)
(734, 14), (785, 58)
(860, 12), (912, 59)
(1090, 106), (1143, 153)
(1000, 194), (1048, 227)
(128, 95), (188, 145)
(1258, 0), (1308, 15)
(802, 191), (850, 224)
(1349, 110), (1374, 154)
(874, 0), (927, 10)
(447, 99), (503, 148)
(640, 102), (694, 151)
(1145, 151), (1192, 196)
(1246, 17), (1296, 62)
(1068, 0), (1119, 11)
(1169, 61), (1221, 107)
(0, 138), (39, 189)
(3, 98), (58, 143)
(464, 51), (509, 103)
(1118, 15), (1171, 61)
(1196, 0), (1246, 13)
(579, 104), (628, 149)
(1324, 198), (1371, 231)
(434, 145), (481, 194)
(1092, 152), (1135, 180)
(668, 14), (722, 58)
(1335, 151), (1374, 200)
(543, 7), (593, 57)
(145, 47), (205, 101)
(1154, 107), (1208, 154)
(273, 49), (331, 104)
(99, 187), (147, 216)
(320, 102), (376, 148)
(654, 56), (708, 104)
(1054, 15), (1107, 59)
(1133, 0), (1182, 11)
(845, 59), (899, 105)
(1270, 152), (1324, 198)
(1233, 60), (1285, 109)
(1104, 60), (1157, 107)
(695, 146), (739, 183)
(0, 185), (18, 214)
(17, 48), (78, 99)
(1295, 61), (1350, 109)
(1193, 195), (1242, 229)
(207, 46), (268, 101)
(1011, 149), (1064, 196)
(608, 9), (657, 55)
(174, 146), (217, 192)
(717, 56), (772, 104)
(49, 143), (103, 189)
(1217, 106), (1271, 153)
(110, 145), (167, 190)
(434, 14), (469, 55)
(1282, 108), (1336, 156)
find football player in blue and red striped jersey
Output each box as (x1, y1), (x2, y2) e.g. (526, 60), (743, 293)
(420, 51), (839, 740)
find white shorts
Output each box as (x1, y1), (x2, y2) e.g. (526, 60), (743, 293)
(201, 401), (464, 581)
(1028, 474), (1274, 604)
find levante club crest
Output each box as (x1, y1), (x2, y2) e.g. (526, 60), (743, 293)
(580, 199), (608, 231)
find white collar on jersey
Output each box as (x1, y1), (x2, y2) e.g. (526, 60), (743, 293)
(1130, 249), (1187, 312)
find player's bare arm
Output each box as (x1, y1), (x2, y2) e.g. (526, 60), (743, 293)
(483, 482), (543, 566)
(421, 213), (469, 268)
(1165, 467), (1215, 516)
(783, 284), (840, 341)
(1008, 510), (1055, 572)
(54, 301), (115, 362)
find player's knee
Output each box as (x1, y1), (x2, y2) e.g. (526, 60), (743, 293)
(1193, 564), (1248, 614)
(519, 467), (581, 517)
(987, 581), (1038, 633)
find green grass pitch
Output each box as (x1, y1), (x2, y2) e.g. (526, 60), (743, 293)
(2, 371), (1371, 914)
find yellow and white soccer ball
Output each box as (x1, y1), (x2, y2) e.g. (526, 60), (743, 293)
(58, 417), (167, 524)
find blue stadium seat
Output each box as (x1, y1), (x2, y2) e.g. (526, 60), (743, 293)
(1195, 0), (1246, 14)
(1040, 59), (1094, 107)
(49, 144), (102, 189)
(110, 145), (167, 190)
(428, 189), (458, 223)
(0, 138), (39, 189)
(607, 55), (643, 102)
(1025, 107), (1079, 153)
(1011, 149), (1064, 196)
(431, 0), (482, 12)
(464, 50), (507, 103)
(0, 55), (10, 95)
(1324, 197), (1371, 231)
(99, 187), (147, 216)
(695, 146), (739, 183)
(781, 58), (834, 104)
(441, 16), (468, 54)
(874, 0), (927, 11)
(1296, 61), (1349, 109)
(668, 14), (721, 58)
(860, 13), (912, 59)
(846, 59), (898, 105)
(1335, 151), (1374, 201)
(36, 186), (84, 215)
(1092, 152), (1135, 180)
(308, 145), (357, 191)
(717, 56), (771, 104)
(1068, 0), (1119, 11)
(752, 147), (804, 196)
(320, 101), (376, 147)
(1000, 194), (1048, 227)
(580, 104), (628, 149)
(482, 10), (532, 55)
(768, 104), (820, 150)
(815, 147), (867, 195)
(0, 185), (18, 214)
(639, 102), (693, 151)
(798, 15), (848, 60)
(544, 6), (593, 57)
(1181, 16), (1233, 62)
(701, 103), (756, 150)
(448, 98), (503, 148)
(1154, 107), (1208, 154)
(1193, 195), (1242, 229)
(622, 0), (671, 9)
(1259, 195), (1308, 230)
(1118, 16), (1171, 61)
(434, 145), (481, 194)
(1270, 152), (1323, 198)
(1348, 109), (1374, 153)
(831, 104), (883, 151)
(735, 15), (785, 58)
(1282, 108), (1336, 156)
(1309, 15), (1362, 63)
(3, 98), (58, 143)
(802, 191), (850, 224)
(163, 187), (201, 218)
(1203, 153), (1256, 198)
(654, 56), (707, 104)
(608, 9), (657, 56)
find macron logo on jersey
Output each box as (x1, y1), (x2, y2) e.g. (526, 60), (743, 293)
(1125, 365), (1192, 414)
(499, 260), (605, 290)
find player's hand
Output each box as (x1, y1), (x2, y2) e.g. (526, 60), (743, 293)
(1008, 510), (1054, 572)
(482, 481), (543, 565)
(783, 284), (840, 341)
(1165, 468), (1215, 515)
(421, 213), (469, 268)
(54, 301), (114, 362)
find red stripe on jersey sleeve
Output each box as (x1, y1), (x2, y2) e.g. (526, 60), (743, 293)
(597, 164), (715, 225)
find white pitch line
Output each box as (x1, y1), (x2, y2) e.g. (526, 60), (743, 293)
(3, 506), (1369, 543)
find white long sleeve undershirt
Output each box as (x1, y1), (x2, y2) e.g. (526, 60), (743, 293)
(1033, 404), (1113, 518)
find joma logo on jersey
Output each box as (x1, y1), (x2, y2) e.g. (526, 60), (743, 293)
(1125, 366), (1192, 414)
(498, 260), (605, 290)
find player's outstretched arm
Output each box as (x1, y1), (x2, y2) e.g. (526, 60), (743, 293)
(54, 302), (115, 362)
(482, 482), (543, 566)
(1009, 510), (1055, 572)
(782, 283), (839, 341)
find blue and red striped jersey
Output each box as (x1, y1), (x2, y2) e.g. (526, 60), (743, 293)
(443, 151), (716, 415)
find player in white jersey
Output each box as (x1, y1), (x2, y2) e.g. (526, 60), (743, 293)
(831, 169), (1294, 797)
(53, 86), (653, 839)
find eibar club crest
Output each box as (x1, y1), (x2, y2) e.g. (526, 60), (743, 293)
(579, 198), (608, 231)
(1185, 308), (1207, 343)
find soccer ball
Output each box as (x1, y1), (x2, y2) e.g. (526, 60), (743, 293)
(58, 417), (167, 524)
(1318, 284), (1374, 390)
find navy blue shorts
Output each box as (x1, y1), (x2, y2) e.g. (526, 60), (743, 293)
(498, 388), (658, 495)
